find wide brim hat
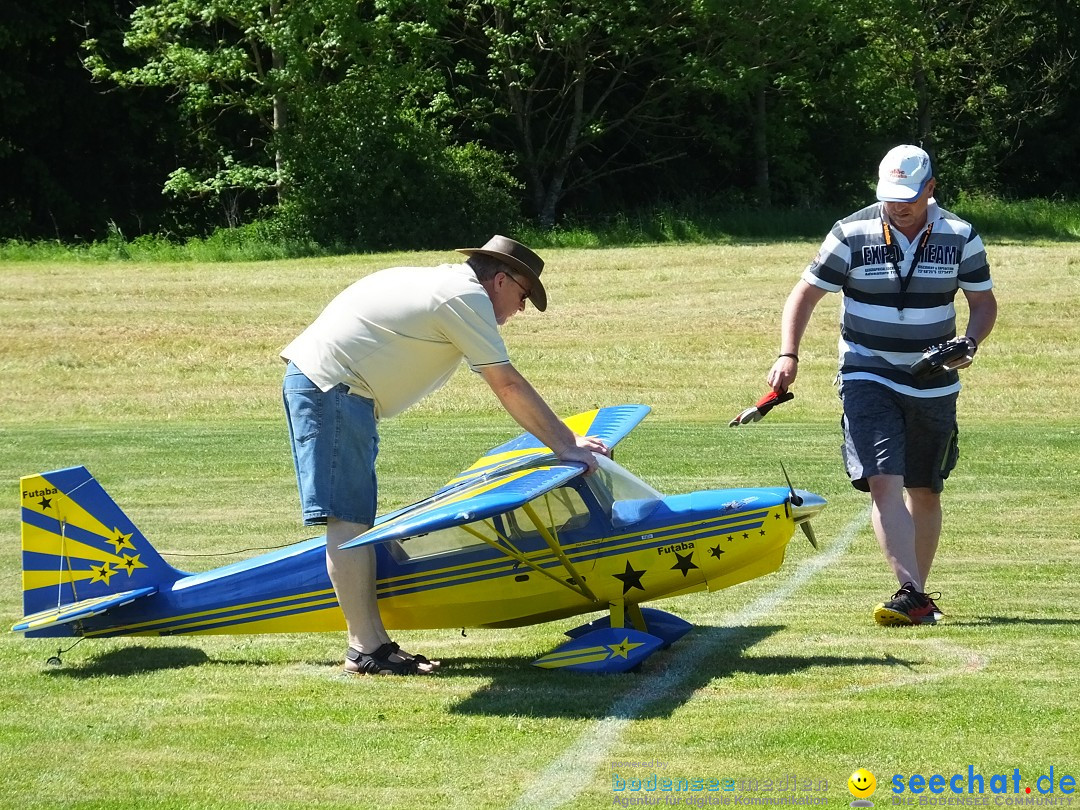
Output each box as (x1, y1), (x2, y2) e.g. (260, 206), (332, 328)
(456, 235), (548, 311)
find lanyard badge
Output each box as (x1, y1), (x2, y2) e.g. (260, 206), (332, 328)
(880, 219), (934, 320)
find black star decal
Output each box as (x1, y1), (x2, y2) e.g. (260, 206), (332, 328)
(710, 545), (724, 559)
(38, 497), (52, 509)
(118, 554), (144, 575)
(742, 533), (749, 539)
(670, 551), (699, 578)
(89, 562), (115, 585)
(759, 529), (766, 536)
(106, 529), (136, 554)
(726, 534), (734, 542)
(613, 561), (646, 594)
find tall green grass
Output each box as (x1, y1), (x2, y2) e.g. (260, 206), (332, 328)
(949, 194), (1080, 241)
(3, 198), (1077, 264)
(0, 222), (328, 264)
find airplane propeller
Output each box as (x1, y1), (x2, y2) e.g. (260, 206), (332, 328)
(780, 461), (823, 550)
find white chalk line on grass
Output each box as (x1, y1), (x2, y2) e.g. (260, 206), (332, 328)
(511, 506), (871, 810)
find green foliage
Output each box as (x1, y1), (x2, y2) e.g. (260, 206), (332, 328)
(164, 160), (278, 198)
(3, 0), (1080, 242)
(81, 0), (460, 235)
(0, 220), (324, 262)
(452, 0), (729, 226)
(519, 202), (839, 248)
(830, 0), (1075, 190)
(273, 76), (521, 250)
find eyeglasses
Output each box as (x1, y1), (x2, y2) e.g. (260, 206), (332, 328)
(504, 272), (531, 304)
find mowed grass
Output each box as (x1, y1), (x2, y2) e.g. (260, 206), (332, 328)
(1, 243), (1078, 809)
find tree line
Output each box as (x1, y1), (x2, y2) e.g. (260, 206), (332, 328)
(2, 0), (1078, 249)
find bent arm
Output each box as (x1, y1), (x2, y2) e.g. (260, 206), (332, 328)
(479, 363), (608, 472)
(961, 288), (998, 348)
(767, 280), (829, 393)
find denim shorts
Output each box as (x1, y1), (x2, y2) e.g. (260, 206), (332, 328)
(839, 378), (959, 494)
(282, 362), (379, 525)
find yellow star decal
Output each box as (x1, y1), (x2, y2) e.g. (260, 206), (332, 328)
(107, 528), (136, 554)
(118, 554), (146, 575)
(89, 562), (116, 585)
(607, 637), (646, 660)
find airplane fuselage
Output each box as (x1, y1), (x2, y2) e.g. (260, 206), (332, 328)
(49, 486), (802, 639)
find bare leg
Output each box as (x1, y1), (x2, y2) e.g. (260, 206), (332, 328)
(867, 474), (923, 592)
(905, 487), (942, 587)
(325, 518), (386, 652)
(325, 517), (438, 670)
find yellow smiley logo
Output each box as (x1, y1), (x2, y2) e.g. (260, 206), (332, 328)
(848, 768), (877, 798)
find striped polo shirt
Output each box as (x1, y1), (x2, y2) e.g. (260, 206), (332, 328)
(803, 200), (993, 397)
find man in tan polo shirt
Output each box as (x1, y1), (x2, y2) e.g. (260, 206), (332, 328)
(281, 235), (608, 675)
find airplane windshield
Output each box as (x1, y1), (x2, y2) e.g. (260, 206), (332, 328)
(390, 486), (592, 562)
(587, 455), (663, 528)
(504, 487), (591, 541)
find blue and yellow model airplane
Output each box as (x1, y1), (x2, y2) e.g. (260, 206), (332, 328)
(14, 405), (825, 673)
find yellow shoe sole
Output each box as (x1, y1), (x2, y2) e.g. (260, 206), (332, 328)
(874, 604), (937, 626)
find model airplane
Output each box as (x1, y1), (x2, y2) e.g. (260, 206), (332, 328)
(14, 405), (825, 673)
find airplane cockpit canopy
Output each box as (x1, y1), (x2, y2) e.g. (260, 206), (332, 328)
(586, 455), (663, 528)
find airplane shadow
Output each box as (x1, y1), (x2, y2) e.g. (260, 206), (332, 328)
(41, 644), (210, 678)
(946, 615), (1080, 628)
(449, 624), (914, 721)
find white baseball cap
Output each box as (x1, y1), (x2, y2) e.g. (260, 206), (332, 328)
(876, 145), (933, 202)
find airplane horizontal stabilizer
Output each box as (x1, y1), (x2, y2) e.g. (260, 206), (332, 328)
(533, 626), (665, 673)
(12, 586), (158, 633)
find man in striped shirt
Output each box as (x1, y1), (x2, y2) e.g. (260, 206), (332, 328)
(766, 145), (998, 626)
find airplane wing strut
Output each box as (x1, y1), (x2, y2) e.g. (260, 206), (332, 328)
(457, 509), (595, 602)
(521, 502), (596, 601)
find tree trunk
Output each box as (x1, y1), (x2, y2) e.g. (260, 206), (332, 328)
(753, 85), (771, 207)
(271, 0), (286, 204)
(913, 51), (933, 155)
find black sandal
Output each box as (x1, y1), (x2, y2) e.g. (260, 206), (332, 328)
(383, 641), (441, 669)
(343, 643), (432, 676)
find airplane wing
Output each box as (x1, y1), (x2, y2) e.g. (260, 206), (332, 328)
(437, 404), (650, 492)
(341, 463), (582, 549)
(343, 404), (651, 550)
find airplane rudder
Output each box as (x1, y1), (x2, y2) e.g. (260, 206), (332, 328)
(20, 466), (183, 617)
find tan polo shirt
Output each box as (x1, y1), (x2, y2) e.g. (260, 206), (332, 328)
(281, 263), (509, 419)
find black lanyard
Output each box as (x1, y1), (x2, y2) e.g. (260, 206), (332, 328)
(881, 219), (933, 319)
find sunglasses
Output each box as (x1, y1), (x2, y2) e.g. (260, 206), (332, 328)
(504, 272), (531, 304)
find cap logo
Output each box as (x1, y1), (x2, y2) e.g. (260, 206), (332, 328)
(888, 169), (909, 179)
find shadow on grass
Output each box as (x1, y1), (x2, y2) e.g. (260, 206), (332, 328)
(41, 644), (210, 678)
(449, 624), (913, 720)
(948, 616), (1080, 628)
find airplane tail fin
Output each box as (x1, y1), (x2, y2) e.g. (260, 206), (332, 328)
(17, 466), (186, 634)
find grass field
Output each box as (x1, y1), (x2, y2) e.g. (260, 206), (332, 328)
(1, 242), (1078, 809)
